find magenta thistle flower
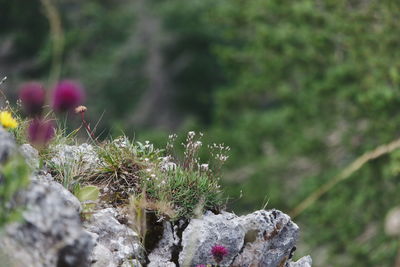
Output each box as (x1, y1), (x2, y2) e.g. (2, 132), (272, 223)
(28, 119), (55, 148)
(19, 82), (45, 116)
(211, 245), (228, 263)
(52, 80), (85, 112)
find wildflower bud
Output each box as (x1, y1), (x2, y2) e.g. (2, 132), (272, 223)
(75, 105), (87, 114)
(28, 119), (55, 148)
(52, 80), (85, 112)
(19, 82), (45, 116)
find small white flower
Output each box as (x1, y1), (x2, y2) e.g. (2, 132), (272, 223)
(200, 163), (209, 171)
(162, 162), (177, 171)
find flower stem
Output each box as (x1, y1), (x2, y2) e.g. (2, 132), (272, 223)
(80, 112), (97, 142)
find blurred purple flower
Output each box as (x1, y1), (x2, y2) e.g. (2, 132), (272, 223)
(195, 265), (207, 267)
(52, 80), (85, 112)
(211, 245), (228, 263)
(28, 119), (55, 148)
(19, 82), (45, 116)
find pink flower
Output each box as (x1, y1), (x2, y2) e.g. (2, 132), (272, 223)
(211, 245), (228, 263)
(52, 80), (85, 112)
(28, 119), (55, 148)
(19, 82), (45, 116)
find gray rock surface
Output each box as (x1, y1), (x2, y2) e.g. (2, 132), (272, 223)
(84, 208), (144, 266)
(38, 176), (82, 213)
(232, 210), (299, 267)
(179, 211), (244, 266)
(27, 172), (82, 212)
(176, 210), (303, 267)
(288, 255), (313, 267)
(90, 243), (117, 267)
(0, 179), (94, 267)
(147, 221), (178, 267)
(19, 143), (39, 169)
(49, 143), (100, 173)
(0, 126), (16, 163)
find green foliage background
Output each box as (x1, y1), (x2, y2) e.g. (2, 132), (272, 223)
(2, 0), (400, 265)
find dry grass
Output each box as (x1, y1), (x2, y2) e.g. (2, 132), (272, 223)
(291, 137), (400, 218)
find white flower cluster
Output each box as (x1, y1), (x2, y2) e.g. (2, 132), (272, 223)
(182, 131), (204, 171)
(160, 156), (177, 172)
(208, 143), (230, 163)
(166, 134), (178, 152)
(113, 136), (130, 148)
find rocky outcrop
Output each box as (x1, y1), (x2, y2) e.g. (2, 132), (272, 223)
(0, 159), (143, 267)
(0, 135), (311, 267)
(0, 178), (93, 267)
(84, 208), (144, 267)
(148, 210), (311, 267)
(179, 211), (244, 266)
(231, 210), (299, 267)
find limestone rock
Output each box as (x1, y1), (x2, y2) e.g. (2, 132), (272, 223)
(0, 126), (16, 163)
(49, 143), (100, 173)
(179, 211), (244, 266)
(44, 178), (82, 212)
(232, 210), (299, 267)
(0, 179), (94, 267)
(19, 144), (39, 170)
(90, 243), (117, 267)
(147, 221), (178, 267)
(84, 208), (144, 266)
(178, 209), (303, 267)
(288, 255), (313, 267)
(28, 172), (82, 212)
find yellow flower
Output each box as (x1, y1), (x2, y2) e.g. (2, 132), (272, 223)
(0, 111), (18, 129)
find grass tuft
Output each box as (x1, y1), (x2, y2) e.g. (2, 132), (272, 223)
(45, 132), (227, 220)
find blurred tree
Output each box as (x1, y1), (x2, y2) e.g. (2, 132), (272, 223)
(209, 0), (400, 265)
(0, 0), (48, 80)
(155, 0), (226, 124)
